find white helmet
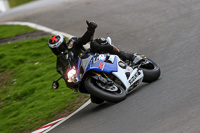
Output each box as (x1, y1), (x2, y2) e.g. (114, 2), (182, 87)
(48, 34), (67, 55)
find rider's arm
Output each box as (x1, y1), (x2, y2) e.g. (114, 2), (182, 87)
(75, 21), (98, 48)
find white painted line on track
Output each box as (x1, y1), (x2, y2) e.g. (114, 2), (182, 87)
(43, 100), (91, 133)
(0, 21), (74, 39)
(0, 21), (90, 49)
(33, 100), (91, 133)
(0, 21), (91, 132)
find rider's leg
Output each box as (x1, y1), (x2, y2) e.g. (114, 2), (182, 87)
(111, 48), (145, 64)
(91, 39), (143, 64)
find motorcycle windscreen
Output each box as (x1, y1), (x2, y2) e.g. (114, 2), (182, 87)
(88, 56), (118, 73)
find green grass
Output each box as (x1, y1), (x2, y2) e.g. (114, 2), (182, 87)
(9, 0), (35, 8)
(0, 25), (35, 38)
(0, 26), (89, 133)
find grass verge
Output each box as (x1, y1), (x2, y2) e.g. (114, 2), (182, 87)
(0, 25), (89, 133)
(8, 0), (35, 8)
(0, 25), (35, 38)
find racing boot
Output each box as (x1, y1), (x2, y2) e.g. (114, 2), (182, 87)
(117, 51), (145, 65)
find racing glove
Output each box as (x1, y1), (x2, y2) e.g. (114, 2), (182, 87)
(86, 20), (98, 31)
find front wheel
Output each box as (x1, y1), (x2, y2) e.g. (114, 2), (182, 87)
(140, 58), (161, 83)
(84, 77), (126, 103)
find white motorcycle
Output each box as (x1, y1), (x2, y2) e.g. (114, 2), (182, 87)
(53, 37), (161, 104)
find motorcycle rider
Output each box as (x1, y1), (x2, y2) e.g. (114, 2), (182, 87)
(48, 21), (143, 89)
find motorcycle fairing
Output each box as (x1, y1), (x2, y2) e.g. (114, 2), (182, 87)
(76, 57), (82, 81)
(86, 56), (118, 73)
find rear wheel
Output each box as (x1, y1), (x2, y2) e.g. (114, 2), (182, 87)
(140, 59), (161, 83)
(84, 77), (126, 103)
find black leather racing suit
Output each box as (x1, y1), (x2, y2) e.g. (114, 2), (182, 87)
(56, 22), (96, 88)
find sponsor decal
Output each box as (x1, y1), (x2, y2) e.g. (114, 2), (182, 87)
(127, 67), (131, 71)
(98, 61), (105, 71)
(68, 42), (73, 49)
(50, 35), (58, 43)
(129, 73), (138, 84)
(114, 48), (119, 52)
(69, 42), (73, 47)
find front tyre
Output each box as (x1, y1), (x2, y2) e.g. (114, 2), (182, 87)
(84, 78), (126, 103)
(140, 59), (161, 83)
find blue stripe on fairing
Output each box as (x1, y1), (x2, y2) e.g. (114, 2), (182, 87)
(87, 56), (118, 73)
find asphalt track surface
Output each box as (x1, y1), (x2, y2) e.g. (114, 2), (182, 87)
(1, 0), (200, 132)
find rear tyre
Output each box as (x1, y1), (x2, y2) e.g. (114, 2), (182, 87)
(84, 78), (126, 103)
(140, 59), (161, 83)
